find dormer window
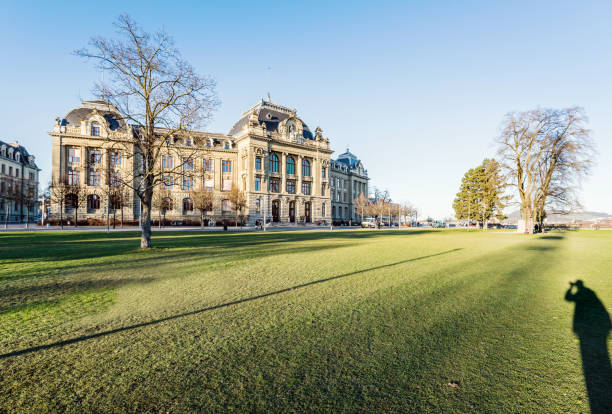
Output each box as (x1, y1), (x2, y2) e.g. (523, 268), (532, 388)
(206, 140), (212, 148)
(91, 121), (100, 136)
(185, 138), (192, 146)
(224, 141), (231, 150)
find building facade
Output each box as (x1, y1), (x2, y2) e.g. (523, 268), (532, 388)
(0, 140), (40, 223)
(329, 149), (369, 224)
(49, 99), (336, 225)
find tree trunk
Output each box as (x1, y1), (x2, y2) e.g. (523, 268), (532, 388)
(60, 204), (64, 230)
(74, 207), (78, 227)
(121, 207), (124, 228)
(4, 202), (8, 229)
(200, 211), (204, 228)
(141, 200), (152, 248)
(25, 207), (29, 229)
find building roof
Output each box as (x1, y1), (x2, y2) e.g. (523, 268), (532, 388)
(0, 139), (38, 169)
(62, 100), (126, 131)
(228, 99), (314, 139)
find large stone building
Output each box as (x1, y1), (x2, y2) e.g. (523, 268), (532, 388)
(49, 99), (340, 225)
(0, 140), (39, 223)
(329, 149), (369, 224)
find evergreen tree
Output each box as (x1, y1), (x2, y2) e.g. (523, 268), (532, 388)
(453, 159), (506, 228)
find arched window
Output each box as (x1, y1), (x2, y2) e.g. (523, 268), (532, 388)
(302, 159), (310, 177)
(91, 121), (100, 136)
(183, 198), (193, 212)
(163, 197), (173, 211)
(270, 153), (279, 173)
(286, 156), (296, 175)
(87, 194), (100, 210)
(65, 194), (77, 209)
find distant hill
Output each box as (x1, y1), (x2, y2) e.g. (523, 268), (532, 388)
(503, 210), (612, 224)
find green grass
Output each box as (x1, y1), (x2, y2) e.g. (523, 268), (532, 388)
(0, 229), (610, 413)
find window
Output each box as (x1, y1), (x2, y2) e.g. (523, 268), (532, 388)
(224, 141), (231, 150)
(162, 156), (173, 169)
(269, 153), (279, 173)
(88, 194), (100, 210)
(332, 206), (336, 217)
(344, 193), (348, 202)
(222, 179), (232, 192)
(91, 121), (100, 136)
(89, 149), (102, 164)
(111, 152), (122, 166)
(286, 157), (296, 175)
(183, 158), (194, 171)
(204, 179), (214, 191)
(203, 159), (214, 171)
(321, 184), (325, 196)
(321, 167), (326, 178)
(255, 157), (262, 170)
(322, 203), (326, 216)
(65, 194), (77, 209)
(183, 198), (193, 212)
(222, 160), (232, 173)
(255, 199), (261, 212)
(15, 169), (19, 178)
(111, 172), (121, 187)
(286, 180), (296, 194)
(88, 171), (101, 186)
(1, 165), (4, 174)
(68, 148), (81, 163)
(222, 199), (231, 212)
(269, 178), (280, 193)
(183, 176), (194, 191)
(345, 206), (348, 218)
(302, 182), (311, 195)
(206, 140), (212, 148)
(255, 176), (261, 191)
(185, 138), (192, 146)
(163, 175), (173, 189)
(68, 169), (79, 185)
(9, 166), (13, 176)
(29, 172), (35, 181)
(162, 197), (174, 211)
(302, 159), (310, 177)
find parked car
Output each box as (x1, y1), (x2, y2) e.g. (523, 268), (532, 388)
(361, 219), (376, 228)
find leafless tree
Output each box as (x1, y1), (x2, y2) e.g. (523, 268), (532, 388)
(110, 185), (131, 228)
(496, 107), (594, 232)
(76, 14), (219, 248)
(353, 193), (368, 223)
(16, 178), (38, 228)
(1, 176), (17, 228)
(49, 179), (71, 229)
(228, 186), (247, 227)
(192, 187), (214, 228)
(152, 188), (173, 228)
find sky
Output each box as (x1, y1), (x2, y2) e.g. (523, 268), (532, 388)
(1, 0), (611, 219)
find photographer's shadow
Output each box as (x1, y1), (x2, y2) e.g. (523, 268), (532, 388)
(565, 280), (612, 414)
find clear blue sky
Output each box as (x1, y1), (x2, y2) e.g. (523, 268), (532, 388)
(2, 1), (611, 218)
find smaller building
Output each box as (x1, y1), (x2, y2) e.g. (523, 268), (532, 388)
(0, 140), (40, 223)
(329, 149), (369, 224)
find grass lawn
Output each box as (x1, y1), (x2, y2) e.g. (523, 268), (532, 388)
(0, 229), (611, 412)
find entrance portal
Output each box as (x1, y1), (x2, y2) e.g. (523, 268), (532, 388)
(304, 201), (311, 223)
(289, 201), (295, 223)
(272, 200), (280, 222)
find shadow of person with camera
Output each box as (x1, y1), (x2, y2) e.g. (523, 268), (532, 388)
(565, 280), (612, 413)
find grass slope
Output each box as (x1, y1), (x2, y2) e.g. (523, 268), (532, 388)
(0, 230), (610, 412)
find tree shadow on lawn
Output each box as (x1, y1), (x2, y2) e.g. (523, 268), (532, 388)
(0, 229), (436, 263)
(565, 280), (612, 414)
(0, 241), (356, 308)
(0, 247), (461, 360)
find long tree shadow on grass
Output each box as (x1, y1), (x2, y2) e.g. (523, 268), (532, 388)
(0, 229), (436, 263)
(565, 280), (612, 414)
(0, 248), (461, 360)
